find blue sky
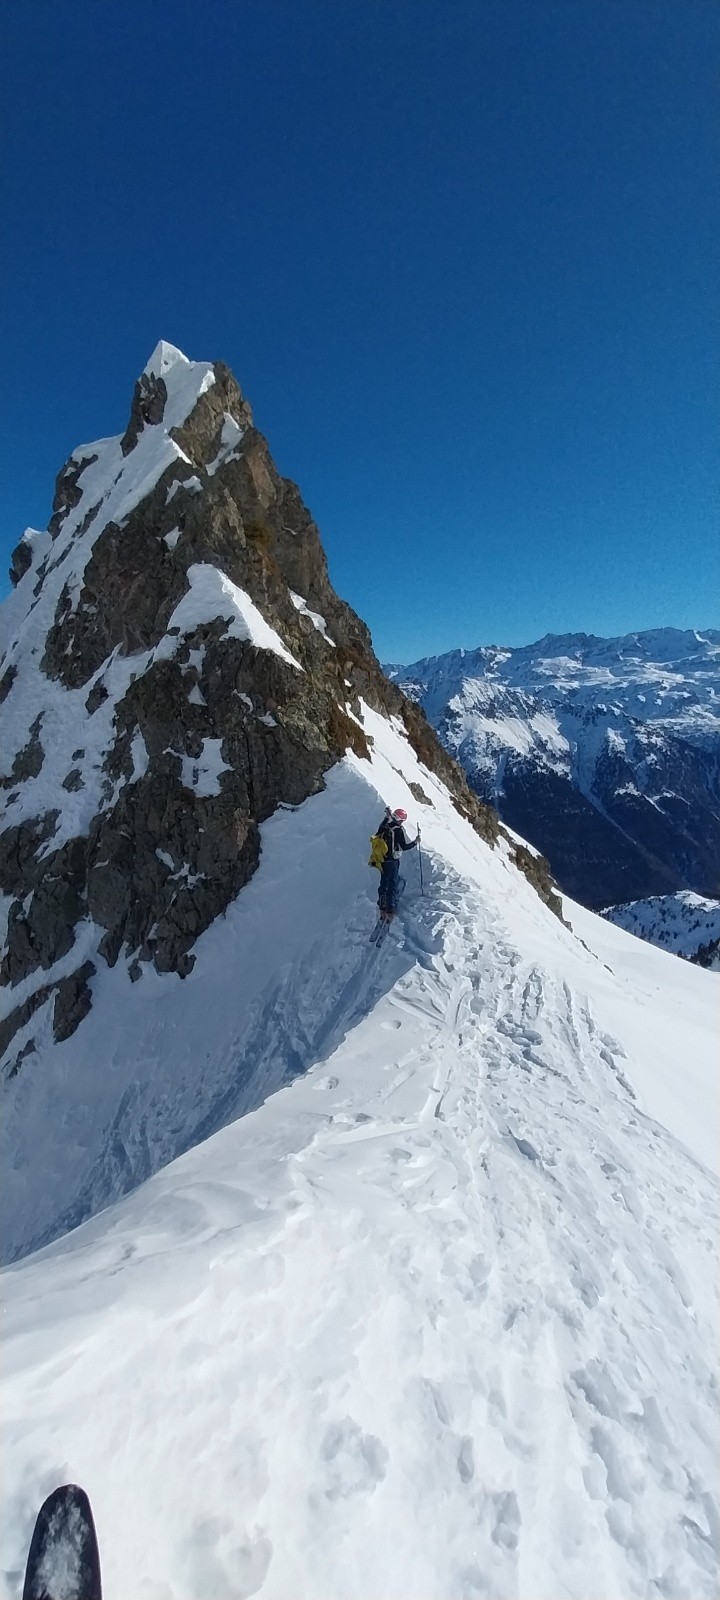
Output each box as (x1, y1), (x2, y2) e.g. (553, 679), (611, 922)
(2, 0), (717, 662)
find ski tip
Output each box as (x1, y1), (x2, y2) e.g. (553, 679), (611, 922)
(23, 1483), (101, 1600)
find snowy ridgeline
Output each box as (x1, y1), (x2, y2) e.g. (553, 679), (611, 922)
(2, 708), (719, 1600)
(388, 628), (720, 745)
(603, 892), (720, 962)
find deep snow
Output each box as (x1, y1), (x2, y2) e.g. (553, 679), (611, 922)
(2, 707), (718, 1600)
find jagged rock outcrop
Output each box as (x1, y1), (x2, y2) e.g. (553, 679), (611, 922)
(0, 341), (558, 1074)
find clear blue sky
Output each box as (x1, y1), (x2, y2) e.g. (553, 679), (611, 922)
(2, 0), (718, 662)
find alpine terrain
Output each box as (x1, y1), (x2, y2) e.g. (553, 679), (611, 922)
(387, 632), (720, 912)
(1, 345), (717, 1600)
(603, 891), (720, 965)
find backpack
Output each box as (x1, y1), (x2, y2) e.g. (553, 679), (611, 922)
(368, 833), (389, 869)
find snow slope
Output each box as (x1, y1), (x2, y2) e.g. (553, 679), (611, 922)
(602, 892), (720, 960)
(2, 708), (719, 1600)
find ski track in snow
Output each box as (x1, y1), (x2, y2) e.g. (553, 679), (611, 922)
(2, 843), (718, 1600)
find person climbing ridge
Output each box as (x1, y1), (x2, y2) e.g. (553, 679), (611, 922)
(375, 806), (419, 923)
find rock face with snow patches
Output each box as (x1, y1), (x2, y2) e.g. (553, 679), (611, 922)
(388, 631), (720, 909)
(0, 344), (556, 1091)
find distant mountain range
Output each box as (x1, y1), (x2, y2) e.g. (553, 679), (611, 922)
(387, 629), (720, 909)
(602, 891), (720, 964)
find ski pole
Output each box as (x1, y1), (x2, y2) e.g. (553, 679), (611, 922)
(417, 829), (424, 895)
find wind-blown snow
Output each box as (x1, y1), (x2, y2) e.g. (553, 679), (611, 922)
(1, 702), (718, 1600)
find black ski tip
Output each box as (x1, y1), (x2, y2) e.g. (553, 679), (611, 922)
(23, 1484), (101, 1600)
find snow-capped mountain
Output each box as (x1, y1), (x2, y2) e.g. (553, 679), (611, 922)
(388, 631), (720, 909)
(0, 341), (553, 1262)
(1, 351), (718, 1600)
(603, 891), (720, 961)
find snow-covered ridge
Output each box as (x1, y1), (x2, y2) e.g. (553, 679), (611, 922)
(602, 892), (720, 961)
(1, 706), (718, 1599)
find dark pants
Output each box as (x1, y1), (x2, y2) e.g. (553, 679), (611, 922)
(378, 858), (400, 913)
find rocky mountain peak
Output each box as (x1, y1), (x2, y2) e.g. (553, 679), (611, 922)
(2, 346), (555, 1081)
(143, 338), (197, 378)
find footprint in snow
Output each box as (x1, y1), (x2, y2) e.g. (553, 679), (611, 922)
(489, 1489), (521, 1551)
(184, 1518), (273, 1600)
(508, 1132), (541, 1163)
(317, 1417), (389, 1501)
(457, 1435), (475, 1483)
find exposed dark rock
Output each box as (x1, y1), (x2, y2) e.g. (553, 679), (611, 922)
(510, 841), (565, 920)
(0, 713), (45, 790)
(61, 769), (84, 792)
(0, 813), (60, 897)
(9, 537), (33, 588)
(0, 838), (87, 987)
(85, 681), (109, 714)
(41, 496), (185, 687)
(0, 983), (52, 1068)
(408, 782), (433, 805)
(0, 958), (96, 1068)
(120, 371), (168, 455)
(53, 962), (95, 1042)
(5, 1039), (36, 1081)
(48, 453), (97, 539)
(171, 361), (252, 467)
(0, 665), (17, 704)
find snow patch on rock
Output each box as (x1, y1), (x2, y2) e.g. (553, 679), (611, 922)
(158, 564), (301, 670)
